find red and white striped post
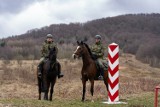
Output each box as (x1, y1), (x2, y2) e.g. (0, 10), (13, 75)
(108, 43), (119, 103)
(155, 86), (160, 107)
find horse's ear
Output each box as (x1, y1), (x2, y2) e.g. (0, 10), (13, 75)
(77, 41), (80, 45)
(80, 41), (83, 45)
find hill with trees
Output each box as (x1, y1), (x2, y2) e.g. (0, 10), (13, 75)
(0, 13), (160, 67)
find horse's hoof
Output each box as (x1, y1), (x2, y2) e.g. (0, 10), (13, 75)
(91, 100), (94, 103)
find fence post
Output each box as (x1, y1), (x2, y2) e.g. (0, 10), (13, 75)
(155, 86), (160, 107)
(108, 43), (119, 102)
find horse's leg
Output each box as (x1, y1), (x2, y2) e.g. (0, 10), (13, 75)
(49, 79), (56, 101)
(44, 81), (50, 100)
(90, 79), (94, 102)
(103, 70), (108, 91)
(38, 77), (41, 100)
(82, 77), (87, 102)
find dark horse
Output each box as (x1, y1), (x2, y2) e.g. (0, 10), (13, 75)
(37, 47), (58, 101)
(72, 41), (108, 102)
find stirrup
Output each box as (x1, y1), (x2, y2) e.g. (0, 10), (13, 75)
(98, 75), (103, 80)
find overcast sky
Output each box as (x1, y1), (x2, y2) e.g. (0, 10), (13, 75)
(0, 0), (160, 38)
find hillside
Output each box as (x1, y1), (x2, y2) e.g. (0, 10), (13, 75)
(0, 13), (160, 67)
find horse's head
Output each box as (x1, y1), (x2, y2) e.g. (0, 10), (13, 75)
(48, 47), (57, 61)
(72, 41), (89, 59)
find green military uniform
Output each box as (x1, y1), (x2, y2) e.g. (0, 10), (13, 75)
(39, 40), (58, 64)
(91, 41), (104, 59)
(91, 41), (108, 71)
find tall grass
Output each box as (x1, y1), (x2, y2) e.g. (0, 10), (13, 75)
(0, 59), (159, 106)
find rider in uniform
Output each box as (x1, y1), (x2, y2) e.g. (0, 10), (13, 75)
(91, 35), (107, 80)
(37, 34), (64, 78)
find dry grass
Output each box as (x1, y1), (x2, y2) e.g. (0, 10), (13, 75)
(0, 54), (160, 102)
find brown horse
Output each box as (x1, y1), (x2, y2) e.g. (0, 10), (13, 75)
(72, 41), (108, 102)
(37, 47), (58, 101)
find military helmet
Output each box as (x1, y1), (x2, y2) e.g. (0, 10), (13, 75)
(95, 35), (101, 39)
(46, 34), (53, 38)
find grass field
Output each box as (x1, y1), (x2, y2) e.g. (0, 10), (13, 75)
(0, 54), (160, 107)
(0, 92), (156, 107)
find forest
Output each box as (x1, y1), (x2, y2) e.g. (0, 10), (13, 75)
(0, 13), (160, 67)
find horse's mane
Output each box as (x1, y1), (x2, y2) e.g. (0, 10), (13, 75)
(48, 47), (57, 61)
(83, 43), (94, 60)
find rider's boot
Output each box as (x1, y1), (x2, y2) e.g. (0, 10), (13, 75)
(57, 62), (64, 79)
(98, 68), (104, 80)
(37, 62), (43, 78)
